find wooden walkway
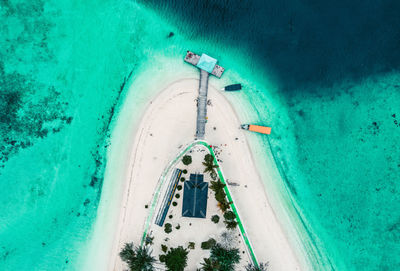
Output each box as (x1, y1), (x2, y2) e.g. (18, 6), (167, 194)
(196, 69), (209, 139)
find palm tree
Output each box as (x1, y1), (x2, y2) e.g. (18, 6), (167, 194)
(164, 246), (189, 271)
(201, 257), (221, 271)
(203, 154), (218, 176)
(210, 244), (240, 271)
(210, 180), (225, 193)
(245, 262), (269, 271)
(119, 243), (155, 271)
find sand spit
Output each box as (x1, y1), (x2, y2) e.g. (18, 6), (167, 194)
(89, 78), (302, 270)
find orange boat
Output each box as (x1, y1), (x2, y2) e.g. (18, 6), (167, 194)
(241, 124), (271, 135)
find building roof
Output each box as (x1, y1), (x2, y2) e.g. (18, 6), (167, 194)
(196, 54), (217, 73)
(182, 174), (208, 218)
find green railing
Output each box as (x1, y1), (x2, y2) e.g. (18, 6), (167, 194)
(141, 140), (258, 267)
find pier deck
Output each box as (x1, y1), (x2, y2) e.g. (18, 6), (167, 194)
(196, 69), (209, 139)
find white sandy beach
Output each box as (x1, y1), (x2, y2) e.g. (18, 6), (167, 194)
(82, 71), (307, 270)
(92, 76), (304, 270)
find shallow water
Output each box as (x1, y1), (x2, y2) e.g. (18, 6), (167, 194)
(0, 0), (156, 269)
(1, 0), (399, 270)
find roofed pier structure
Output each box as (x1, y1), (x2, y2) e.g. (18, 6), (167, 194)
(184, 51), (224, 139)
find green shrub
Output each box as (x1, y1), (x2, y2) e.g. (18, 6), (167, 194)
(215, 190), (227, 203)
(201, 238), (216, 250)
(180, 177), (185, 182)
(164, 223), (172, 234)
(175, 193), (180, 199)
(172, 201), (177, 206)
(188, 242), (195, 250)
(219, 200), (231, 212)
(224, 220), (238, 230)
(161, 244), (168, 253)
(182, 169), (188, 174)
(159, 254), (166, 263)
(145, 235), (154, 245)
(211, 215), (220, 224)
(169, 215), (173, 219)
(182, 155), (192, 165)
(175, 224), (180, 230)
(223, 211), (236, 221)
(177, 185), (182, 191)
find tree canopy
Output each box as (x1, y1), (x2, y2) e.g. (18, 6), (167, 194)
(164, 246), (189, 271)
(182, 155), (192, 165)
(119, 243), (155, 271)
(209, 244), (240, 271)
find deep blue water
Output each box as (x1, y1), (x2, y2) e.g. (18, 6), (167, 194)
(141, 0), (400, 91)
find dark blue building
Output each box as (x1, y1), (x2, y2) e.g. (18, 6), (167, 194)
(182, 174), (208, 218)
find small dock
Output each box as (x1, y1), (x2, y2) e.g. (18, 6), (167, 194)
(184, 51), (224, 139)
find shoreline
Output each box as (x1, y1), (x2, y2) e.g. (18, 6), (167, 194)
(93, 76), (305, 270)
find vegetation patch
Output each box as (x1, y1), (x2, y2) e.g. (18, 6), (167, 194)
(161, 244), (168, 253)
(210, 243), (241, 271)
(210, 179), (231, 212)
(177, 185), (182, 191)
(175, 193), (180, 198)
(163, 246), (189, 271)
(223, 211), (238, 230)
(164, 223), (172, 234)
(203, 154), (218, 179)
(159, 254), (166, 263)
(188, 242), (195, 250)
(172, 201), (178, 206)
(223, 211), (236, 221)
(201, 238), (216, 250)
(211, 215), (220, 224)
(144, 235), (154, 246)
(245, 262), (270, 271)
(182, 155), (192, 165)
(119, 243), (155, 271)
(182, 169), (188, 174)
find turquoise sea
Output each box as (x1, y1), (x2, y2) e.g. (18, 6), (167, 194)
(1, 0), (399, 270)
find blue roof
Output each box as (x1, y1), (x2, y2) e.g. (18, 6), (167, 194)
(196, 54), (217, 73)
(182, 174), (208, 218)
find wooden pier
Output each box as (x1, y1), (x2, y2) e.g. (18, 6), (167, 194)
(184, 51), (225, 139)
(196, 70), (209, 138)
